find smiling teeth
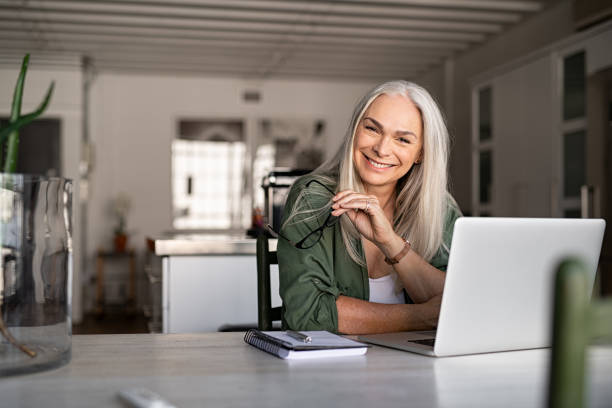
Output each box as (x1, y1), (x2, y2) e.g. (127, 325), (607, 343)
(368, 158), (393, 168)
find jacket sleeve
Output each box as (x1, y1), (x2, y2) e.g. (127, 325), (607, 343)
(278, 181), (341, 332)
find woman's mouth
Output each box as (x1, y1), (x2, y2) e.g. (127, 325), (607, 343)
(364, 154), (394, 169)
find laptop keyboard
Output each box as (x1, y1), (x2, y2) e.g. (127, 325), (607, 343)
(411, 338), (436, 347)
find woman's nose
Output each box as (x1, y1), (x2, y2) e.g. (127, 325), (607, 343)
(372, 136), (392, 157)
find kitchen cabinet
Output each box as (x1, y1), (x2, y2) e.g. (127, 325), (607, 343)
(470, 23), (612, 218)
(147, 235), (279, 333)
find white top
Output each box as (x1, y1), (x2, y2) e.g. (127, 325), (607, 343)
(368, 273), (405, 304)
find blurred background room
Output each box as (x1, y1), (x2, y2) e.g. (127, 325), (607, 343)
(0, 0), (610, 334)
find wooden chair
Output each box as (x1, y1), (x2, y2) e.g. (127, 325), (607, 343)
(548, 258), (612, 408)
(256, 234), (282, 330)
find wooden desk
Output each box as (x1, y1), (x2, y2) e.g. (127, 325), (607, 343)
(1, 333), (611, 407)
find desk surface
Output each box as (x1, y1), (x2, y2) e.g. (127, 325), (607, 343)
(2, 333), (611, 408)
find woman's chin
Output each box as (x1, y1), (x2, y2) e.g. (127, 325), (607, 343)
(359, 173), (398, 189)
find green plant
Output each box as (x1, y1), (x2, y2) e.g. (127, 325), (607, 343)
(112, 192), (131, 236)
(0, 54), (54, 171)
(0, 54), (54, 357)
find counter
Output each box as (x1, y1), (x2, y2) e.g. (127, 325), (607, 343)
(149, 233), (277, 256)
(145, 233), (280, 333)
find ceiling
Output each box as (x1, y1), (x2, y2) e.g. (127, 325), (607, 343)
(0, 0), (556, 80)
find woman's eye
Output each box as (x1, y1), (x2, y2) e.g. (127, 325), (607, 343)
(398, 137), (411, 144)
(365, 125), (377, 132)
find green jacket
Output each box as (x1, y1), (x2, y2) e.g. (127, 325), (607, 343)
(278, 174), (462, 333)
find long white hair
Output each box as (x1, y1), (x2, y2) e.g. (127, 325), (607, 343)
(288, 80), (450, 265)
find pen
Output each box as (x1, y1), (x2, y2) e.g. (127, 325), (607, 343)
(286, 330), (312, 343)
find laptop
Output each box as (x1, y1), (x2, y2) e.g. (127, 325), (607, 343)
(359, 217), (606, 357)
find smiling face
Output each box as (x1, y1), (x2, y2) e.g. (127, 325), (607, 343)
(352, 93), (423, 193)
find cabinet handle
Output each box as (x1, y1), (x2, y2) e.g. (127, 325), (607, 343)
(580, 185), (601, 218)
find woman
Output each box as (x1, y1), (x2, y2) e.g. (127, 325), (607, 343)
(276, 80), (462, 334)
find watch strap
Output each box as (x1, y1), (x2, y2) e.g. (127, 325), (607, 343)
(384, 240), (411, 265)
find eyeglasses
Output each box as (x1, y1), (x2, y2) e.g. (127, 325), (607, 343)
(265, 179), (338, 249)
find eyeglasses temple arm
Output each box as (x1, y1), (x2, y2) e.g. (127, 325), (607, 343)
(265, 223), (298, 247)
(264, 224), (279, 238)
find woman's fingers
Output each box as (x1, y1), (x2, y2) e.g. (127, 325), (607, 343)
(332, 189), (355, 202)
(331, 190), (396, 246)
(331, 207), (352, 217)
(333, 192), (379, 213)
(331, 199), (367, 215)
(332, 194), (371, 222)
(334, 199), (370, 213)
(333, 190), (372, 204)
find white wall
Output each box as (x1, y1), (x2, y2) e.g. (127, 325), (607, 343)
(0, 65), (83, 322)
(415, 0), (575, 213)
(87, 73), (375, 309)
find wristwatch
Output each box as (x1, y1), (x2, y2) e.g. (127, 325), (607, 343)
(384, 240), (411, 265)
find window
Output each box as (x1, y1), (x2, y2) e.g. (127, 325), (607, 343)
(563, 51), (586, 121)
(560, 50), (586, 218)
(172, 120), (247, 230)
(479, 150), (492, 204)
(252, 144), (276, 211)
(478, 87), (492, 142)
(171, 117), (326, 230)
(473, 85), (493, 215)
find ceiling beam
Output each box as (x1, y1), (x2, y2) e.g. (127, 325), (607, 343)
(0, 21), (471, 50)
(94, 63), (404, 81)
(9, 0), (524, 23)
(0, 34), (452, 61)
(327, 0), (542, 12)
(0, 1), (503, 33)
(0, 40), (444, 66)
(90, 58), (417, 79)
(0, 9), (486, 42)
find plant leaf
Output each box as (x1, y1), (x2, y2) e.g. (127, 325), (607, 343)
(10, 54), (29, 121)
(2, 54), (29, 171)
(0, 81), (55, 153)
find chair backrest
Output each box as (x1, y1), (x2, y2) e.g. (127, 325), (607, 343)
(256, 234), (282, 330)
(548, 258), (612, 408)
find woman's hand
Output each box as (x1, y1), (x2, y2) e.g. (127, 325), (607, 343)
(331, 190), (397, 248)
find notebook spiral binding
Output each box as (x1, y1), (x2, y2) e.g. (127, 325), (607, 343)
(244, 330), (283, 357)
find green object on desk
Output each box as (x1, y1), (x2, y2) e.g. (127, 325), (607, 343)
(257, 234), (281, 330)
(548, 258), (612, 408)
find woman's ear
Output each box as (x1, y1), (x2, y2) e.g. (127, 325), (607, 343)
(415, 150), (423, 164)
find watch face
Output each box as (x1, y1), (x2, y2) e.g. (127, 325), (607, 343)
(384, 257), (398, 265)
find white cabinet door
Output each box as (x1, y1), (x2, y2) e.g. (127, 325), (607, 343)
(162, 255), (280, 333)
(494, 55), (556, 217)
(473, 54), (557, 217)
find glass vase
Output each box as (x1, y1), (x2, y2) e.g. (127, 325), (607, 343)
(0, 174), (72, 376)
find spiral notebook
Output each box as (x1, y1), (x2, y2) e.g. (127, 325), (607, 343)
(244, 329), (369, 360)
